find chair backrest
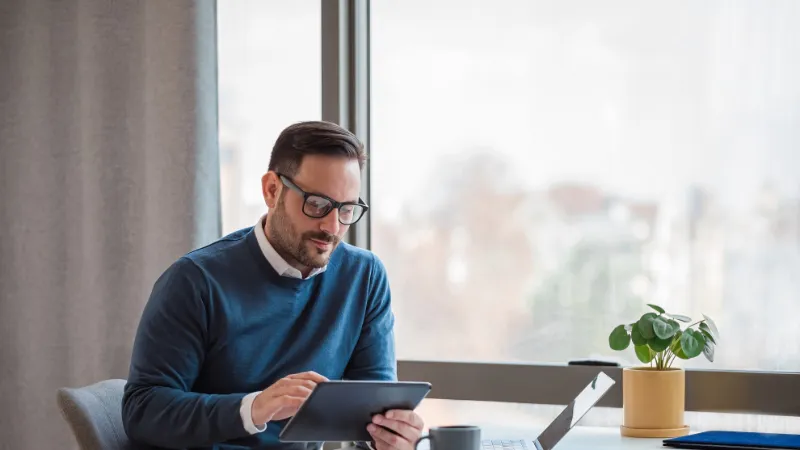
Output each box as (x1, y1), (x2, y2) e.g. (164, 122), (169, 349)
(57, 378), (136, 450)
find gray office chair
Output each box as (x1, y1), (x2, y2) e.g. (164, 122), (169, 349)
(57, 378), (136, 450)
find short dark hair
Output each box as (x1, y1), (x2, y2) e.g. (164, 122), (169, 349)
(268, 121), (366, 176)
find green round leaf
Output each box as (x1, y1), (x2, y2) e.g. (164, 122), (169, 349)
(680, 329), (705, 359)
(702, 314), (720, 339)
(699, 321), (718, 343)
(653, 317), (679, 339)
(648, 335), (672, 352)
(671, 314), (692, 323)
(631, 323), (647, 346)
(638, 312), (657, 340)
(672, 330), (685, 360)
(674, 345), (689, 359)
(609, 325), (631, 351)
(671, 330), (682, 347)
(669, 319), (681, 333)
(647, 304), (666, 314)
(703, 341), (715, 362)
(699, 326), (716, 345)
(635, 344), (655, 364)
(694, 328), (707, 346)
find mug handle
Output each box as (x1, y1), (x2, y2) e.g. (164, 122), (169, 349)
(415, 434), (430, 449)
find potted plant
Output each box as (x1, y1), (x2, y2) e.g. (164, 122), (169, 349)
(608, 304), (719, 438)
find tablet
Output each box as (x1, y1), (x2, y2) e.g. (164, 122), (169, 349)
(278, 380), (432, 443)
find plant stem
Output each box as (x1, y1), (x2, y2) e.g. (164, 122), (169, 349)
(665, 351), (675, 368)
(686, 319), (705, 329)
(662, 336), (682, 369)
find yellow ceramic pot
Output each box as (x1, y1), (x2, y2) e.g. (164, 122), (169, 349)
(620, 367), (690, 438)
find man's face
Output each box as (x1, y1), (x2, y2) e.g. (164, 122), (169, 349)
(262, 154), (361, 273)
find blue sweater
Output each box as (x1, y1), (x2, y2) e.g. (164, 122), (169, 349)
(122, 226), (396, 449)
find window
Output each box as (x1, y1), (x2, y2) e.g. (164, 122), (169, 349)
(371, 0), (800, 370)
(217, 0), (321, 234)
(215, 0), (800, 435)
(371, 0), (800, 430)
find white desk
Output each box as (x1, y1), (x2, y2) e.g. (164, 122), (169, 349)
(333, 426), (662, 450)
(480, 425), (664, 450)
(336, 425), (664, 450)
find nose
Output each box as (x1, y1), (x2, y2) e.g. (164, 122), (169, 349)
(319, 208), (340, 236)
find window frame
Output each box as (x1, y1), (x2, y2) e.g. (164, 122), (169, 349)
(321, 0), (371, 250)
(319, 0), (800, 417)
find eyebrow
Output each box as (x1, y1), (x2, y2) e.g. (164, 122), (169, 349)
(292, 178), (360, 204)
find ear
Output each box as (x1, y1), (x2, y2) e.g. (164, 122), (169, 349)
(261, 171), (281, 209)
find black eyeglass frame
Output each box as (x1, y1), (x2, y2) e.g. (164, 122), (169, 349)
(276, 173), (369, 225)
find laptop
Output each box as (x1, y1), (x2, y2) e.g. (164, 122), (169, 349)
(480, 371), (616, 450)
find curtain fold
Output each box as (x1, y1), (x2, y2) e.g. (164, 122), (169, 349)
(0, 0), (220, 448)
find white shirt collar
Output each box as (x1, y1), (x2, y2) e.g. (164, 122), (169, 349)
(254, 214), (326, 279)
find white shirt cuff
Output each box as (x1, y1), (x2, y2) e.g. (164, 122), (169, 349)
(240, 391), (267, 434)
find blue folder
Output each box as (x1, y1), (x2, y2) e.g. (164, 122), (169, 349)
(664, 431), (800, 450)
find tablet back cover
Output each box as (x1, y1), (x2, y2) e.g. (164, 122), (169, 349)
(279, 381), (431, 442)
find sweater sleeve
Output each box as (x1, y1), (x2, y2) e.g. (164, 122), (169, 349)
(121, 258), (250, 448)
(343, 255), (397, 381)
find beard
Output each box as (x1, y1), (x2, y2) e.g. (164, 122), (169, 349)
(268, 194), (341, 269)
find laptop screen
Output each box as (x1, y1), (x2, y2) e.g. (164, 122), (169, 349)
(535, 371), (616, 450)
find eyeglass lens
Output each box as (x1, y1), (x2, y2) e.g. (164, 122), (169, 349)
(303, 195), (364, 224)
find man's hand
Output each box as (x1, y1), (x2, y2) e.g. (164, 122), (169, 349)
(250, 371), (328, 426)
(367, 409), (425, 450)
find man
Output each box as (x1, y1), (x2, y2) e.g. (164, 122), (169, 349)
(122, 121), (424, 449)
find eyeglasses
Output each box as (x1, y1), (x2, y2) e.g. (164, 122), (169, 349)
(277, 173), (369, 225)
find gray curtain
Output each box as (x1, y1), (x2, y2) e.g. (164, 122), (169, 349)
(0, 0), (220, 448)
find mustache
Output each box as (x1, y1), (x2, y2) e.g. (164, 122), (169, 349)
(303, 231), (339, 243)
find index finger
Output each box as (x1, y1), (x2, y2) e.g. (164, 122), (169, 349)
(286, 371), (329, 383)
(384, 409), (424, 429)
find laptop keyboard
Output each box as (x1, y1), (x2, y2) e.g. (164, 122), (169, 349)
(482, 439), (529, 450)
